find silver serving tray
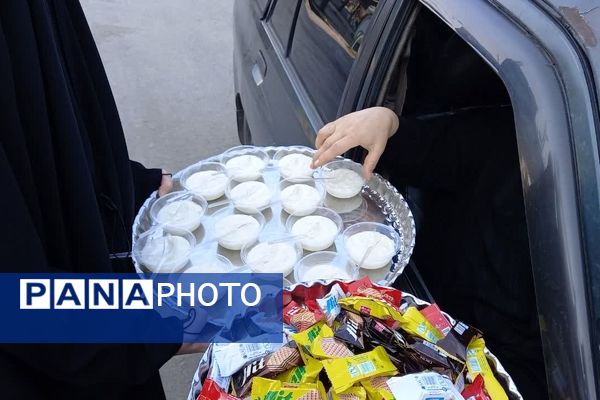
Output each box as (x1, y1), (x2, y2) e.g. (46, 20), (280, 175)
(131, 146), (416, 285)
(187, 279), (523, 400)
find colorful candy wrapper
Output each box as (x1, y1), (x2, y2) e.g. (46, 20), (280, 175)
(420, 303), (452, 336)
(250, 377), (327, 400)
(334, 310), (365, 350)
(322, 346), (398, 393)
(231, 343), (302, 397)
(338, 297), (403, 327)
(316, 284), (346, 325)
(437, 321), (482, 362)
(284, 300), (324, 332)
(275, 355), (323, 384)
(465, 338), (508, 400)
(292, 321), (354, 360)
(401, 306), (444, 343)
(462, 375), (491, 400)
(360, 376), (394, 400)
(197, 379), (240, 400)
(386, 372), (465, 400)
(331, 386), (367, 400)
(213, 343), (284, 377)
(345, 277), (402, 307)
(312, 336), (354, 359)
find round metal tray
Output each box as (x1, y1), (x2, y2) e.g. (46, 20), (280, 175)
(132, 146), (416, 285)
(186, 279), (523, 400)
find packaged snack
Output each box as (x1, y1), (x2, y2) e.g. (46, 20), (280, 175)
(197, 379), (240, 400)
(331, 386), (367, 400)
(338, 297), (403, 326)
(465, 338), (508, 400)
(231, 344), (302, 397)
(292, 321), (353, 360)
(363, 317), (395, 345)
(360, 376), (394, 400)
(250, 377), (327, 400)
(275, 355), (323, 384)
(213, 342), (284, 377)
(401, 306), (444, 343)
(437, 321), (482, 362)
(207, 363), (231, 392)
(334, 310), (365, 349)
(312, 336), (354, 359)
(322, 346), (398, 393)
(284, 300), (324, 332)
(461, 375), (491, 400)
(316, 284), (346, 325)
(420, 303), (452, 336)
(345, 277), (402, 306)
(387, 372), (465, 400)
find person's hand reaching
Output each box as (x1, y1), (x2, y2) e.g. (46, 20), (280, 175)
(311, 107), (399, 178)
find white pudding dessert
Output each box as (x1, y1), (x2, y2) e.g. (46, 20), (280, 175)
(185, 170), (228, 200)
(140, 235), (191, 272)
(245, 242), (298, 275)
(291, 215), (338, 251)
(324, 168), (364, 199)
(280, 184), (321, 216)
(214, 214), (261, 250)
(229, 181), (272, 212)
(299, 264), (352, 281)
(346, 231), (396, 269)
(225, 155), (265, 182)
(278, 153), (314, 179)
(155, 200), (204, 233)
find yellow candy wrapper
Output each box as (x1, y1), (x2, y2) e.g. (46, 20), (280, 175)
(465, 338), (509, 400)
(402, 307), (444, 343)
(250, 377), (326, 400)
(322, 346), (398, 393)
(292, 322), (353, 361)
(331, 386), (367, 400)
(275, 356), (323, 384)
(360, 376), (394, 400)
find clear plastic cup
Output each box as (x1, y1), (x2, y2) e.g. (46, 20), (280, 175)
(341, 222), (401, 270)
(226, 177), (274, 213)
(221, 146), (270, 182)
(241, 235), (303, 276)
(320, 159), (365, 199)
(273, 146), (316, 179)
(294, 251), (358, 283)
(150, 191), (207, 234)
(210, 207), (266, 251)
(279, 177), (325, 216)
(133, 226), (196, 273)
(185, 253), (233, 273)
(180, 162), (230, 201)
(324, 193), (368, 223)
(285, 207), (343, 252)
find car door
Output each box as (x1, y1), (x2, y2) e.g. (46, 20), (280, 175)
(340, 0), (600, 397)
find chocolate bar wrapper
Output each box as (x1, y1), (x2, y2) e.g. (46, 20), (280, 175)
(284, 300), (324, 333)
(345, 277), (402, 307)
(316, 283), (346, 325)
(420, 303), (452, 336)
(465, 338), (508, 400)
(250, 377), (326, 400)
(275, 355), (323, 384)
(334, 310), (365, 350)
(437, 320), (482, 362)
(197, 379), (240, 400)
(231, 344), (302, 397)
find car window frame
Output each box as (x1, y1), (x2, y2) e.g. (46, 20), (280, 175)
(340, 0), (600, 398)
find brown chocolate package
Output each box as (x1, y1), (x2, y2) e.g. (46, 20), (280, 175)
(333, 310), (365, 350)
(436, 320), (482, 361)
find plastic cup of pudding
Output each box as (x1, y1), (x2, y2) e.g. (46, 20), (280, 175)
(150, 191), (208, 234)
(241, 236), (303, 276)
(133, 226), (196, 273)
(320, 159), (365, 199)
(273, 146), (316, 179)
(279, 177), (325, 216)
(285, 207), (343, 252)
(294, 251), (357, 283)
(226, 176), (274, 213)
(341, 222), (401, 270)
(185, 254), (234, 273)
(221, 146), (270, 182)
(180, 162), (230, 201)
(210, 207), (266, 251)
(324, 193), (368, 223)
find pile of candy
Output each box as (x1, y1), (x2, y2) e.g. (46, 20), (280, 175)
(194, 278), (517, 400)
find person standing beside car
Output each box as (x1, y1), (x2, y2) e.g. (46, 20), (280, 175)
(0, 1), (204, 399)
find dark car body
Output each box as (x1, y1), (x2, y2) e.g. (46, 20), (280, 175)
(233, 0), (600, 398)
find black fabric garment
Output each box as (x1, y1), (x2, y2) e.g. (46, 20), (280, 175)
(382, 108), (548, 399)
(0, 1), (179, 399)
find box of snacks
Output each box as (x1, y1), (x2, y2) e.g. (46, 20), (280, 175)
(187, 277), (523, 400)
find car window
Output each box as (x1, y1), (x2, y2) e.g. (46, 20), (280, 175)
(269, 0), (301, 49)
(289, 0), (379, 122)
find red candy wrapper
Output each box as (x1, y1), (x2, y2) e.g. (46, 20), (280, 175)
(461, 375), (491, 400)
(344, 277), (402, 307)
(284, 300), (324, 332)
(198, 379), (239, 400)
(421, 304), (452, 336)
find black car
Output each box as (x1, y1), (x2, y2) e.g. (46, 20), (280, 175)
(233, 0), (600, 398)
